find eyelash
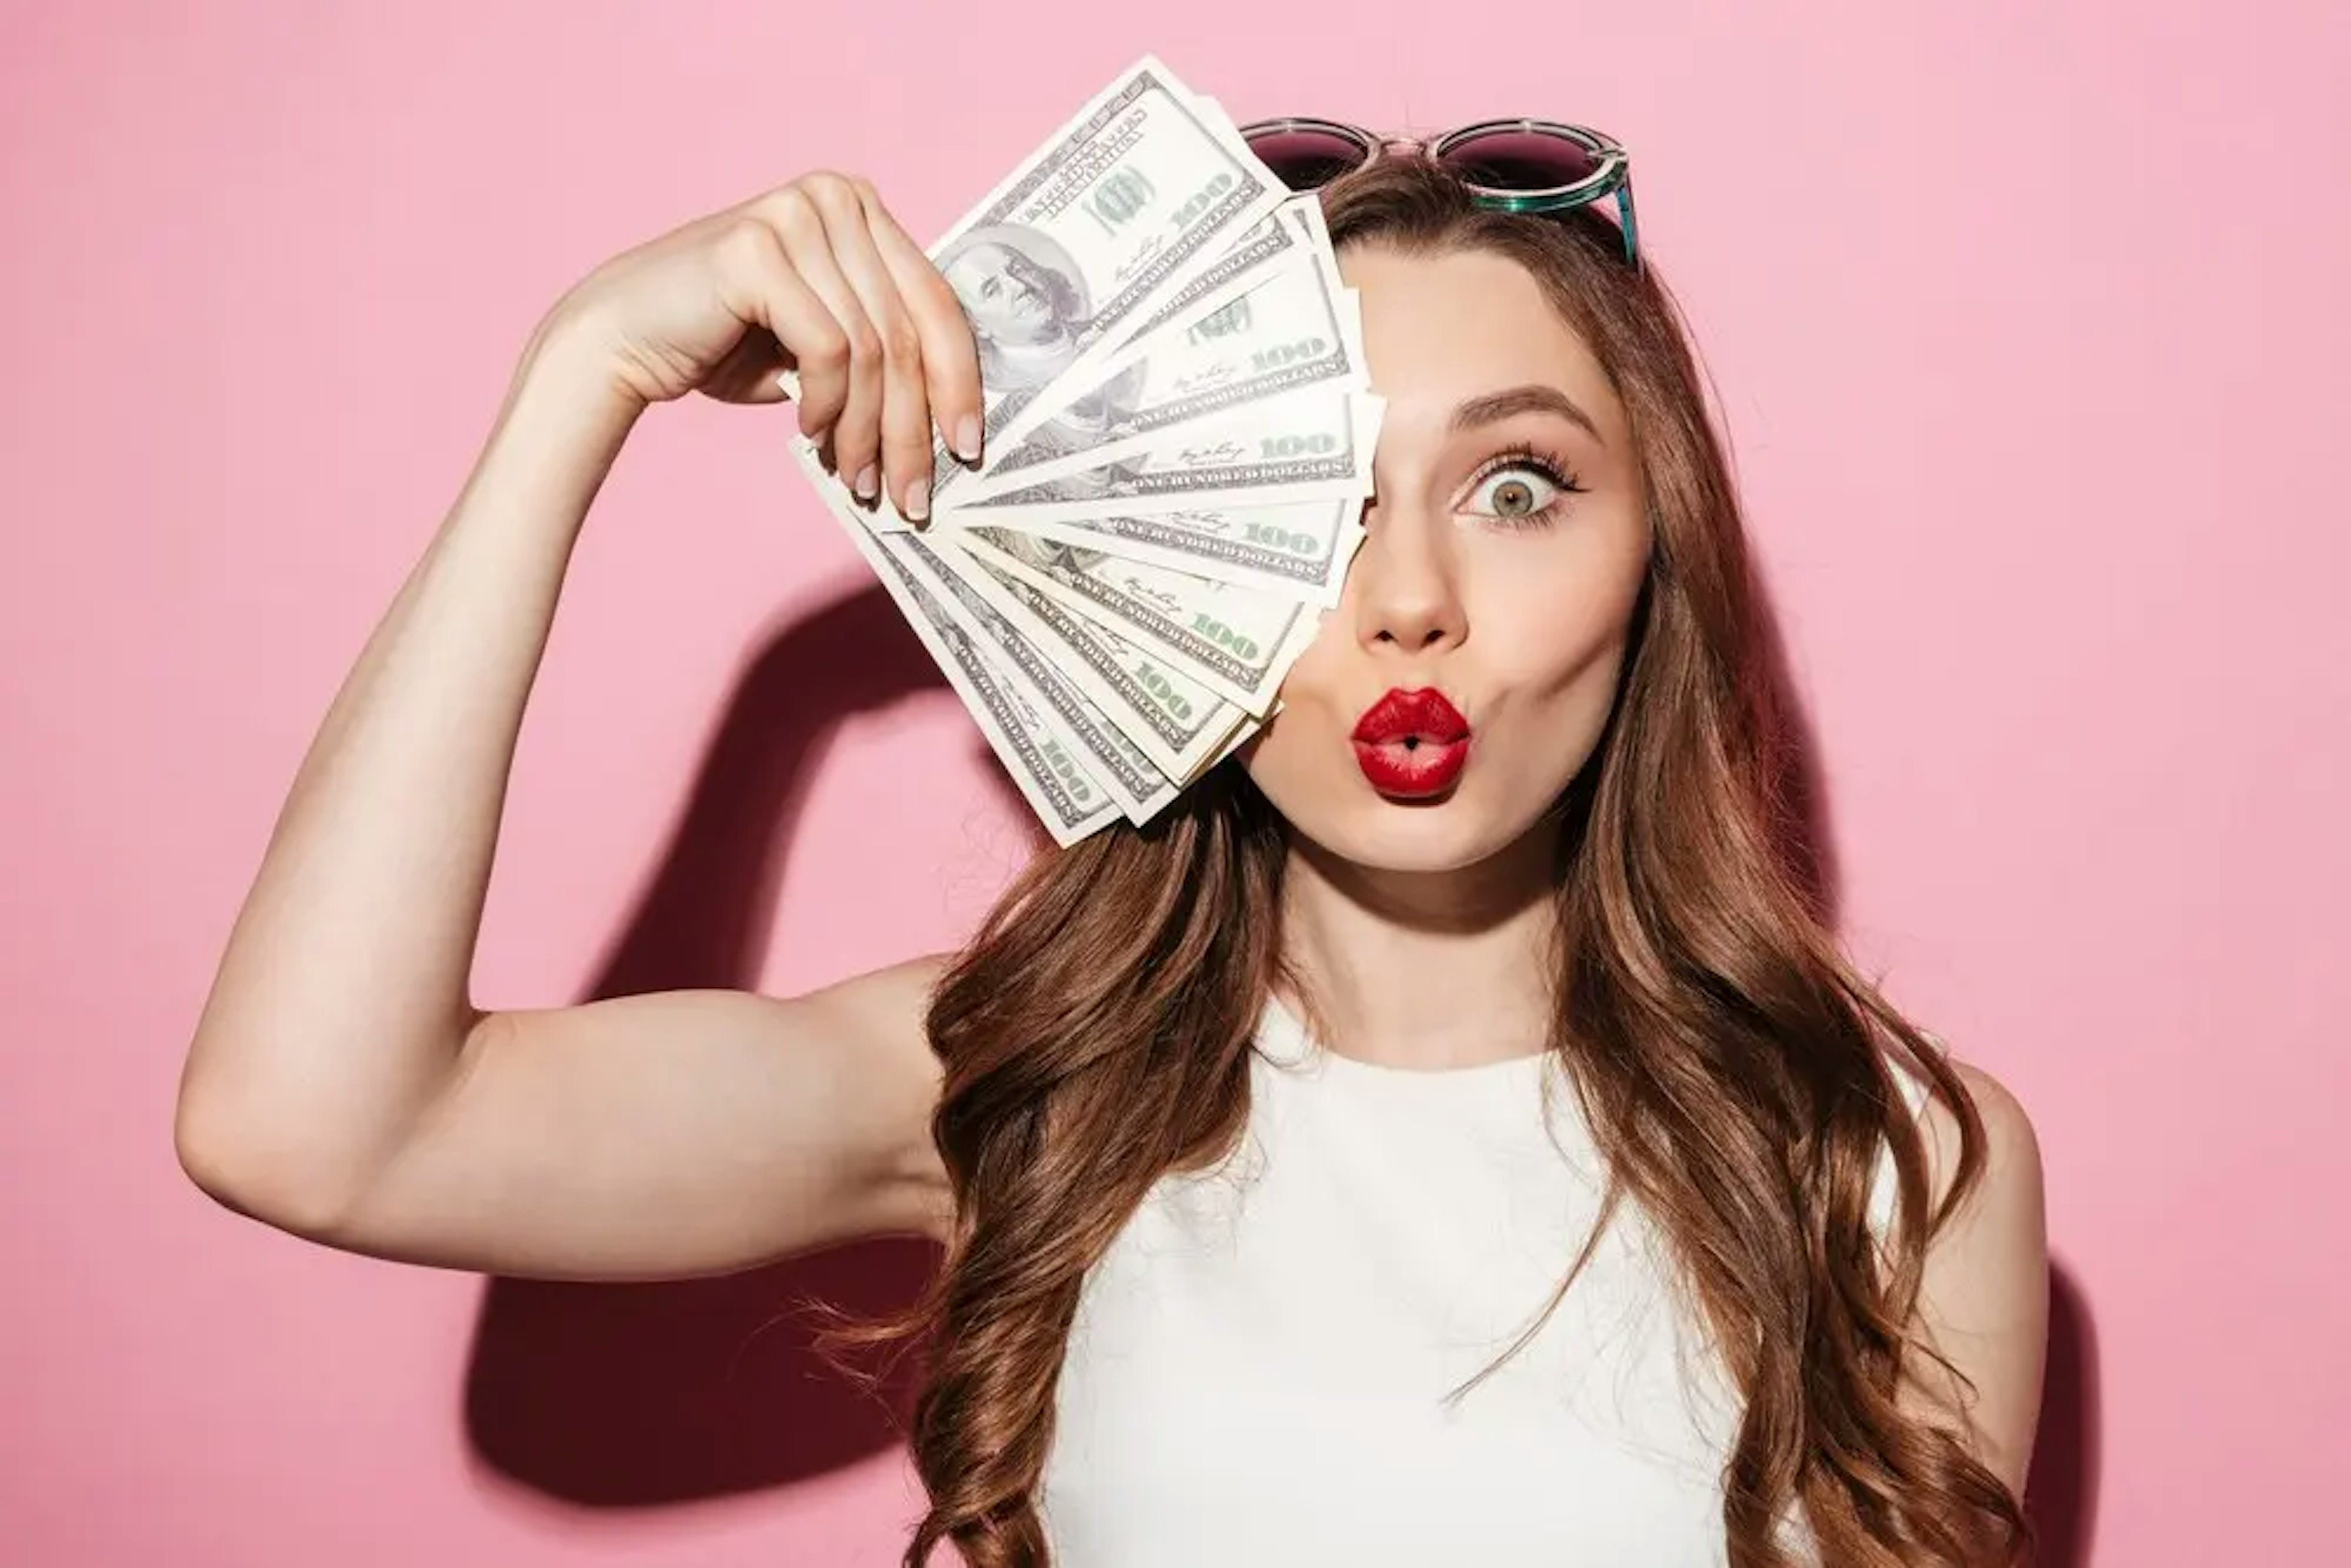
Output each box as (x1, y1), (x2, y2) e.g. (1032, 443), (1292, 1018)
(1463, 445), (1586, 528)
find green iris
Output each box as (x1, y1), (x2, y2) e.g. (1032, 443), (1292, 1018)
(1491, 478), (1539, 517)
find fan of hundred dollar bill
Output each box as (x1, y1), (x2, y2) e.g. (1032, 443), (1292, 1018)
(787, 57), (1376, 846)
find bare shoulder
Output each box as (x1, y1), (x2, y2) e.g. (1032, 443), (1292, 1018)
(795, 949), (953, 1042)
(1915, 1056), (2045, 1226)
(1905, 1051), (2050, 1493)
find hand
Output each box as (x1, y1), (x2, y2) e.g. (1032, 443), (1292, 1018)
(538, 171), (981, 520)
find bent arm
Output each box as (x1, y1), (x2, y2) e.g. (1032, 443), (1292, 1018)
(174, 328), (945, 1278)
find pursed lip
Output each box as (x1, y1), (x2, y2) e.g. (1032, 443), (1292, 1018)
(1349, 688), (1472, 799)
(1351, 688), (1471, 745)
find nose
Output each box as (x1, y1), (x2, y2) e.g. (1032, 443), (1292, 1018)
(1348, 499), (1467, 656)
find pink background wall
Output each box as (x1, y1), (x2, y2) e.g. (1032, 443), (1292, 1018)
(5, 2), (2345, 1563)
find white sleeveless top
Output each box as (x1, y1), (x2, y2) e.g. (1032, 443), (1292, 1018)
(1037, 997), (1921, 1565)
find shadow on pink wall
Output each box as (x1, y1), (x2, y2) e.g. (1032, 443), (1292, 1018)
(467, 584), (951, 1502)
(2030, 1266), (2100, 1566)
(459, 582), (2099, 1562)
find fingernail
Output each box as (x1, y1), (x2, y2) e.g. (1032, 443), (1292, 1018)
(905, 479), (930, 523)
(953, 415), (983, 463)
(853, 465), (879, 501)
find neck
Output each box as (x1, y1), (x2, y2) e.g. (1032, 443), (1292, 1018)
(1277, 824), (1561, 1070)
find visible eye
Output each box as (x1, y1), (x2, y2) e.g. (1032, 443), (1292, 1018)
(1462, 449), (1582, 527)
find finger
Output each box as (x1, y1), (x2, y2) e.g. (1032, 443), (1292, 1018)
(702, 328), (796, 407)
(860, 192), (987, 468)
(806, 176), (937, 521)
(757, 186), (886, 502)
(709, 216), (852, 432)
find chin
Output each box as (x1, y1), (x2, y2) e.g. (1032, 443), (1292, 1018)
(1318, 823), (1517, 876)
(1250, 767), (1549, 877)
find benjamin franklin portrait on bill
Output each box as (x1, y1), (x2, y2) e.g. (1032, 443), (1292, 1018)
(937, 223), (1150, 479)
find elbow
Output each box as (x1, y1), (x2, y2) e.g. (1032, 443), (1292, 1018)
(173, 1075), (361, 1242)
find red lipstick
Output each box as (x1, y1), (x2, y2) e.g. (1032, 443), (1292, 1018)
(1350, 688), (1471, 798)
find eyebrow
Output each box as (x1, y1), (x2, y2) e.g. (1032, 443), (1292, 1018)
(1447, 384), (1603, 443)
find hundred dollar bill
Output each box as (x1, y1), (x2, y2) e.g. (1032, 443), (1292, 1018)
(928, 541), (1248, 780)
(883, 530), (1180, 825)
(953, 498), (1366, 606)
(851, 57), (1285, 530)
(969, 247), (1363, 492)
(958, 524), (1321, 716)
(1092, 196), (1327, 377)
(792, 447), (1120, 844)
(972, 203), (1357, 490)
(942, 388), (1384, 523)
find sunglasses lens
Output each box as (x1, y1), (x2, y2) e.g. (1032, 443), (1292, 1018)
(1437, 127), (1602, 195)
(1245, 125), (1374, 192)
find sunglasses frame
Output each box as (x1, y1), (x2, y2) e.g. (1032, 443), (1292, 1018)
(1238, 115), (1640, 267)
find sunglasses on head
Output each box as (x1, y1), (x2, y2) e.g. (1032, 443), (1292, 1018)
(1238, 116), (1640, 266)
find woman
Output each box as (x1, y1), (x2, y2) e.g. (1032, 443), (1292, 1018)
(174, 140), (2047, 1567)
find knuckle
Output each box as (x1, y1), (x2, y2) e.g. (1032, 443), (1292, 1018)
(763, 186), (822, 242)
(879, 313), (924, 368)
(913, 264), (957, 304)
(716, 215), (779, 268)
(800, 170), (863, 219)
(804, 325), (852, 370)
(845, 321), (883, 365)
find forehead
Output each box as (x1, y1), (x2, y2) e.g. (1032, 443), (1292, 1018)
(1338, 245), (1625, 445)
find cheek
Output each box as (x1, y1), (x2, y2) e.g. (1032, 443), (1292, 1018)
(1501, 639), (1632, 789)
(1239, 632), (1349, 794)
(1477, 558), (1644, 757)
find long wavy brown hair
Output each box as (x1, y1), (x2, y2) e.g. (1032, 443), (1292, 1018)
(838, 155), (2027, 1567)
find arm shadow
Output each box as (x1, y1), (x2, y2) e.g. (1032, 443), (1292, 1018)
(1746, 574), (2102, 1563)
(2027, 1261), (2102, 1567)
(463, 583), (951, 1507)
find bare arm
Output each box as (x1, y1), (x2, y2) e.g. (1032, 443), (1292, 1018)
(1905, 1061), (2050, 1497)
(174, 174), (982, 1278)
(332, 967), (953, 1279)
